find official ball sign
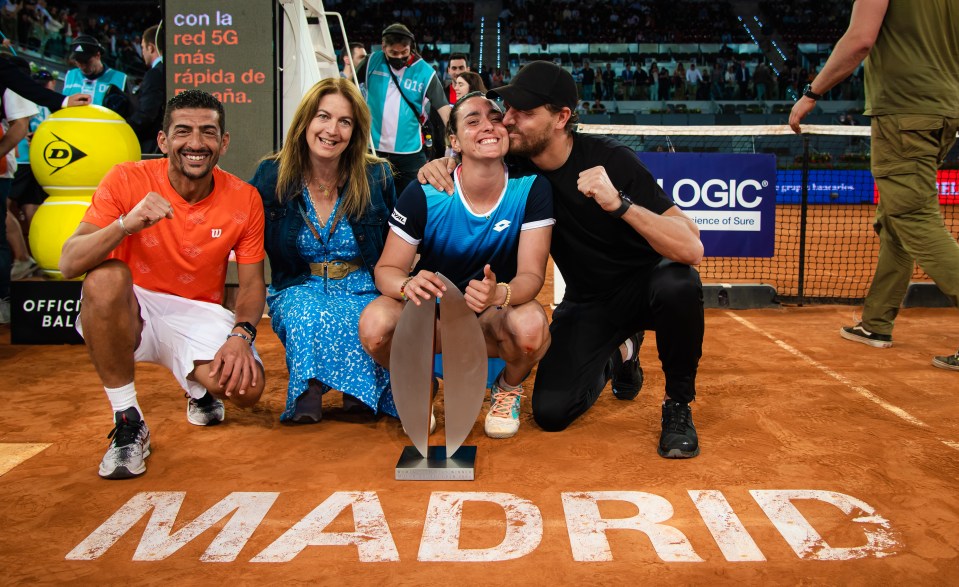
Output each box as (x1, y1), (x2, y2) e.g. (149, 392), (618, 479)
(638, 153), (777, 258)
(10, 281), (84, 345)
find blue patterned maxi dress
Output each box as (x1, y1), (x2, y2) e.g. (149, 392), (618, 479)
(267, 189), (395, 421)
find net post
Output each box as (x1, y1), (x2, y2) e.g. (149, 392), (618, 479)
(798, 135), (811, 307)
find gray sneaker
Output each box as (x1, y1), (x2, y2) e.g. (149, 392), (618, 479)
(932, 350), (959, 371)
(187, 394), (225, 426)
(0, 298), (9, 325)
(99, 407), (151, 479)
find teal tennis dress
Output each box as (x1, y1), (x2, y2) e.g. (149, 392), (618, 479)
(267, 189), (395, 420)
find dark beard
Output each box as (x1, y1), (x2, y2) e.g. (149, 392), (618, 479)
(507, 127), (551, 159)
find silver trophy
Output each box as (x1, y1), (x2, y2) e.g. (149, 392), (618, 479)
(392, 273), (487, 480)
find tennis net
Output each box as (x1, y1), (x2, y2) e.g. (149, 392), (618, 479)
(576, 123), (959, 304)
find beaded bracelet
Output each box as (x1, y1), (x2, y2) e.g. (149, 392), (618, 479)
(497, 282), (512, 308)
(399, 276), (414, 300)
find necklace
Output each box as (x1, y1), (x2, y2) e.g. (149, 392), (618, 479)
(308, 175), (338, 200)
(461, 188), (491, 220)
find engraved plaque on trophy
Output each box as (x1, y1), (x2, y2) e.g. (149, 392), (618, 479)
(391, 273), (487, 480)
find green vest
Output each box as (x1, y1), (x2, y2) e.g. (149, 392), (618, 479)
(864, 0), (959, 117)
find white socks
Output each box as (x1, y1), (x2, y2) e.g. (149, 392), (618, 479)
(104, 382), (142, 419)
(622, 337), (636, 362)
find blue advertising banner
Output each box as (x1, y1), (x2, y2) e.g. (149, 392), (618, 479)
(637, 152), (777, 257)
(776, 169), (875, 204)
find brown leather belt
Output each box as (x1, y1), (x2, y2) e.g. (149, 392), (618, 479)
(310, 258), (362, 280)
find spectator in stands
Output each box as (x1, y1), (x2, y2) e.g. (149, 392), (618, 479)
(576, 100), (590, 115)
(355, 23), (450, 194)
(685, 63), (703, 98)
(671, 63), (686, 100)
(452, 71), (486, 103)
(63, 34), (128, 114)
(59, 90), (267, 479)
(581, 60), (594, 101)
(601, 63), (616, 101)
(739, 60), (752, 98)
(443, 52), (469, 104)
(0, 55), (39, 324)
(125, 24), (164, 155)
(649, 61), (659, 101)
(724, 63), (738, 99)
(591, 99), (606, 114)
(709, 62), (725, 101)
(250, 77), (396, 424)
(657, 66), (670, 100)
(620, 63), (636, 100)
(789, 0), (959, 371)
(753, 61), (773, 101)
(341, 42), (367, 82)
(418, 61), (705, 458)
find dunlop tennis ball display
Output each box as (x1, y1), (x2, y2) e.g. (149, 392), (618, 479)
(28, 105), (140, 277)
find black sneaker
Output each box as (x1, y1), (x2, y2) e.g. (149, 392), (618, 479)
(932, 349), (959, 371)
(658, 400), (700, 458)
(342, 393), (375, 416)
(99, 407), (151, 479)
(840, 323), (892, 348)
(612, 332), (644, 400)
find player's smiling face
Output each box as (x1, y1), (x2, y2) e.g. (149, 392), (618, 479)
(159, 108), (228, 183)
(449, 96), (508, 162)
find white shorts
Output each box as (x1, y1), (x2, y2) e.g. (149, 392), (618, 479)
(78, 285), (262, 399)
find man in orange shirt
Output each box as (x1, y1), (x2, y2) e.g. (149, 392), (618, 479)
(60, 90), (267, 480)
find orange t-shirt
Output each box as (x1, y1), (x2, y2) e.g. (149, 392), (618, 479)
(82, 159), (265, 304)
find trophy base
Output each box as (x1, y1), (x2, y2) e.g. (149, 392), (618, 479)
(395, 445), (477, 481)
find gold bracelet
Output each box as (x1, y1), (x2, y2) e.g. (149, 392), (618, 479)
(497, 282), (511, 308)
(399, 276), (414, 300)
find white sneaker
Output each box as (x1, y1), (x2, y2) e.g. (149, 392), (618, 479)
(10, 257), (38, 280)
(484, 379), (523, 439)
(99, 407), (151, 479)
(187, 394), (225, 426)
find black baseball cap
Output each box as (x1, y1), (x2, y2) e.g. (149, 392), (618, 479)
(70, 35), (103, 62)
(381, 23), (415, 43)
(488, 61), (579, 111)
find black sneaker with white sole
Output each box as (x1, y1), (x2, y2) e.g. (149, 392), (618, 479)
(840, 323), (892, 348)
(187, 392), (225, 426)
(99, 407), (151, 479)
(932, 349), (959, 371)
(658, 400), (700, 458)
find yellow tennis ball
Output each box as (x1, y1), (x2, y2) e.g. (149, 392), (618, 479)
(28, 105), (139, 278)
(29, 105), (140, 199)
(29, 195), (92, 279)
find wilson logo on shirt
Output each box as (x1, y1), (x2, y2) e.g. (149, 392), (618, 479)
(211, 229), (222, 238)
(392, 210), (407, 225)
(493, 220), (511, 232)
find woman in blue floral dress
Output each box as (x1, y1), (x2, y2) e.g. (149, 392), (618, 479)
(251, 77), (396, 423)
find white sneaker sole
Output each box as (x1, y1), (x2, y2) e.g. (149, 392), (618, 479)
(484, 415), (519, 439)
(932, 357), (959, 371)
(840, 327), (892, 348)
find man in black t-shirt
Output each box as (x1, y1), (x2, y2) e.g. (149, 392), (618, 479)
(419, 61), (705, 458)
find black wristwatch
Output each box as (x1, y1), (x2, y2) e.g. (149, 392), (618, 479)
(608, 191), (634, 219)
(802, 84), (822, 101)
(234, 321), (257, 342)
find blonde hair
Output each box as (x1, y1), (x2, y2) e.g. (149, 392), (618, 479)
(274, 77), (390, 222)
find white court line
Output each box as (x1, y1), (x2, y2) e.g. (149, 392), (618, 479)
(726, 312), (959, 453)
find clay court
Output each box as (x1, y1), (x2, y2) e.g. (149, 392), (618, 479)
(2, 284), (959, 584)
